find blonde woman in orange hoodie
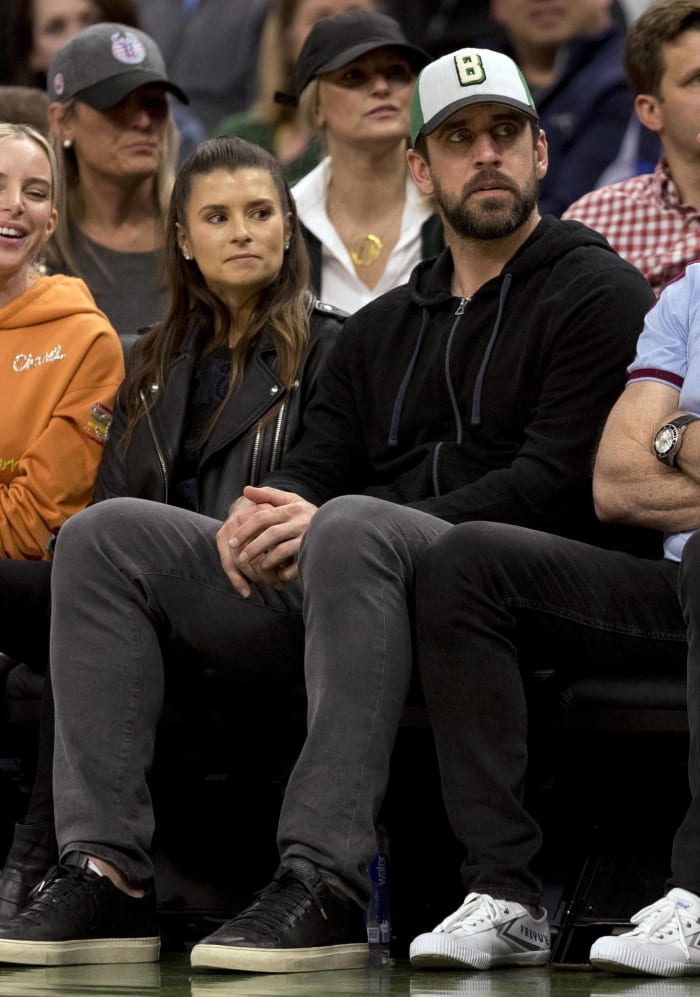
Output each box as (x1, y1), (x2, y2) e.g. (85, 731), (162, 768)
(0, 123), (122, 903)
(0, 122), (122, 669)
(0, 123), (124, 561)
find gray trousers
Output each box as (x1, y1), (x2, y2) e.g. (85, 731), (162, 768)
(50, 495), (449, 903)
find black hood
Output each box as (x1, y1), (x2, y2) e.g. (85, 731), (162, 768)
(406, 215), (620, 307)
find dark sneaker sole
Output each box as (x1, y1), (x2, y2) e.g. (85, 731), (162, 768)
(190, 941), (369, 973)
(0, 936), (160, 966)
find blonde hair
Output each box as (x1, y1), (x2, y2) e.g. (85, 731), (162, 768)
(297, 78), (321, 132)
(0, 123), (58, 276)
(0, 122), (58, 205)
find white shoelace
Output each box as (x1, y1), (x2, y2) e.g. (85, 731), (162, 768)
(436, 892), (510, 934)
(628, 896), (697, 961)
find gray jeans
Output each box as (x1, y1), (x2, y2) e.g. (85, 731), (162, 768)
(51, 495), (449, 903)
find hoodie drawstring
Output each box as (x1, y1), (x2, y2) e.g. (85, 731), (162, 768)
(388, 307), (430, 447)
(471, 273), (512, 427)
(388, 273), (513, 446)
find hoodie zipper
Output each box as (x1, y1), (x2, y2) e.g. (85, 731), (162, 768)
(445, 298), (468, 445)
(140, 387), (169, 504)
(432, 297), (469, 495)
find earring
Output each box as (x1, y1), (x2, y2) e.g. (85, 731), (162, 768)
(182, 251), (192, 261)
(62, 138), (72, 149)
(284, 243), (290, 251)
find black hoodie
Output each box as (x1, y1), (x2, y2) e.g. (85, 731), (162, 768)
(264, 216), (656, 550)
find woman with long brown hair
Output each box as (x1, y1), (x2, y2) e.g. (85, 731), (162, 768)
(0, 134), (344, 921)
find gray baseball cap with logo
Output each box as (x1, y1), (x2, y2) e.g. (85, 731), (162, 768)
(48, 22), (188, 109)
(410, 48), (538, 146)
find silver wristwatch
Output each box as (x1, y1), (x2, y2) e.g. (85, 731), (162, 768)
(653, 414), (700, 467)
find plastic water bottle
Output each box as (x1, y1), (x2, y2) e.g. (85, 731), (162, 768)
(366, 824), (391, 966)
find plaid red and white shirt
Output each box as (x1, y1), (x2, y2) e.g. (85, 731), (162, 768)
(562, 160), (700, 295)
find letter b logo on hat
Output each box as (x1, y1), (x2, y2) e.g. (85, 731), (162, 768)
(410, 46), (538, 145)
(455, 53), (486, 87)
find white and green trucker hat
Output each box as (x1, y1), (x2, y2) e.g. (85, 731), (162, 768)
(410, 48), (538, 146)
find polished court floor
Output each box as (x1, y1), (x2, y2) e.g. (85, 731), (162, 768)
(0, 959), (699, 997)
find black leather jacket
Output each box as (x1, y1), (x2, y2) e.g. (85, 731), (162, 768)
(93, 298), (345, 522)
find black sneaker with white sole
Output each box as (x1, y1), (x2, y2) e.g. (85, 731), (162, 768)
(0, 853), (159, 966)
(190, 858), (369, 973)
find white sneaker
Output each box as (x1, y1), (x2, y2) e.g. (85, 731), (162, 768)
(409, 892), (551, 970)
(590, 888), (700, 977)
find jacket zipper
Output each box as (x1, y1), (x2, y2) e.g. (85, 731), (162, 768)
(249, 393), (291, 483)
(251, 378), (298, 481)
(269, 401), (287, 472)
(140, 387), (169, 504)
(249, 427), (263, 485)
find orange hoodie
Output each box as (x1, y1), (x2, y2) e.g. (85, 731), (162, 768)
(0, 274), (124, 560)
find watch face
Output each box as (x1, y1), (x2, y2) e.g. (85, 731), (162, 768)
(655, 425), (678, 456)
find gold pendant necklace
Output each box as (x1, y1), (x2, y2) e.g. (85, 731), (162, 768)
(349, 234), (384, 267)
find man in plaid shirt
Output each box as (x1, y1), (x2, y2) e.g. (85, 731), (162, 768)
(563, 0), (700, 295)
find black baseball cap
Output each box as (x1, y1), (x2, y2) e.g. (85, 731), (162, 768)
(48, 22), (188, 109)
(294, 10), (430, 96)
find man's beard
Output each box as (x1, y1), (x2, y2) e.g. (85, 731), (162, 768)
(432, 167), (539, 240)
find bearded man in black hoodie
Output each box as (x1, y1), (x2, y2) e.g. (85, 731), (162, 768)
(0, 45), (656, 976)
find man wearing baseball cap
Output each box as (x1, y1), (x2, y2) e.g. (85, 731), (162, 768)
(184, 47), (653, 974)
(0, 47), (654, 975)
